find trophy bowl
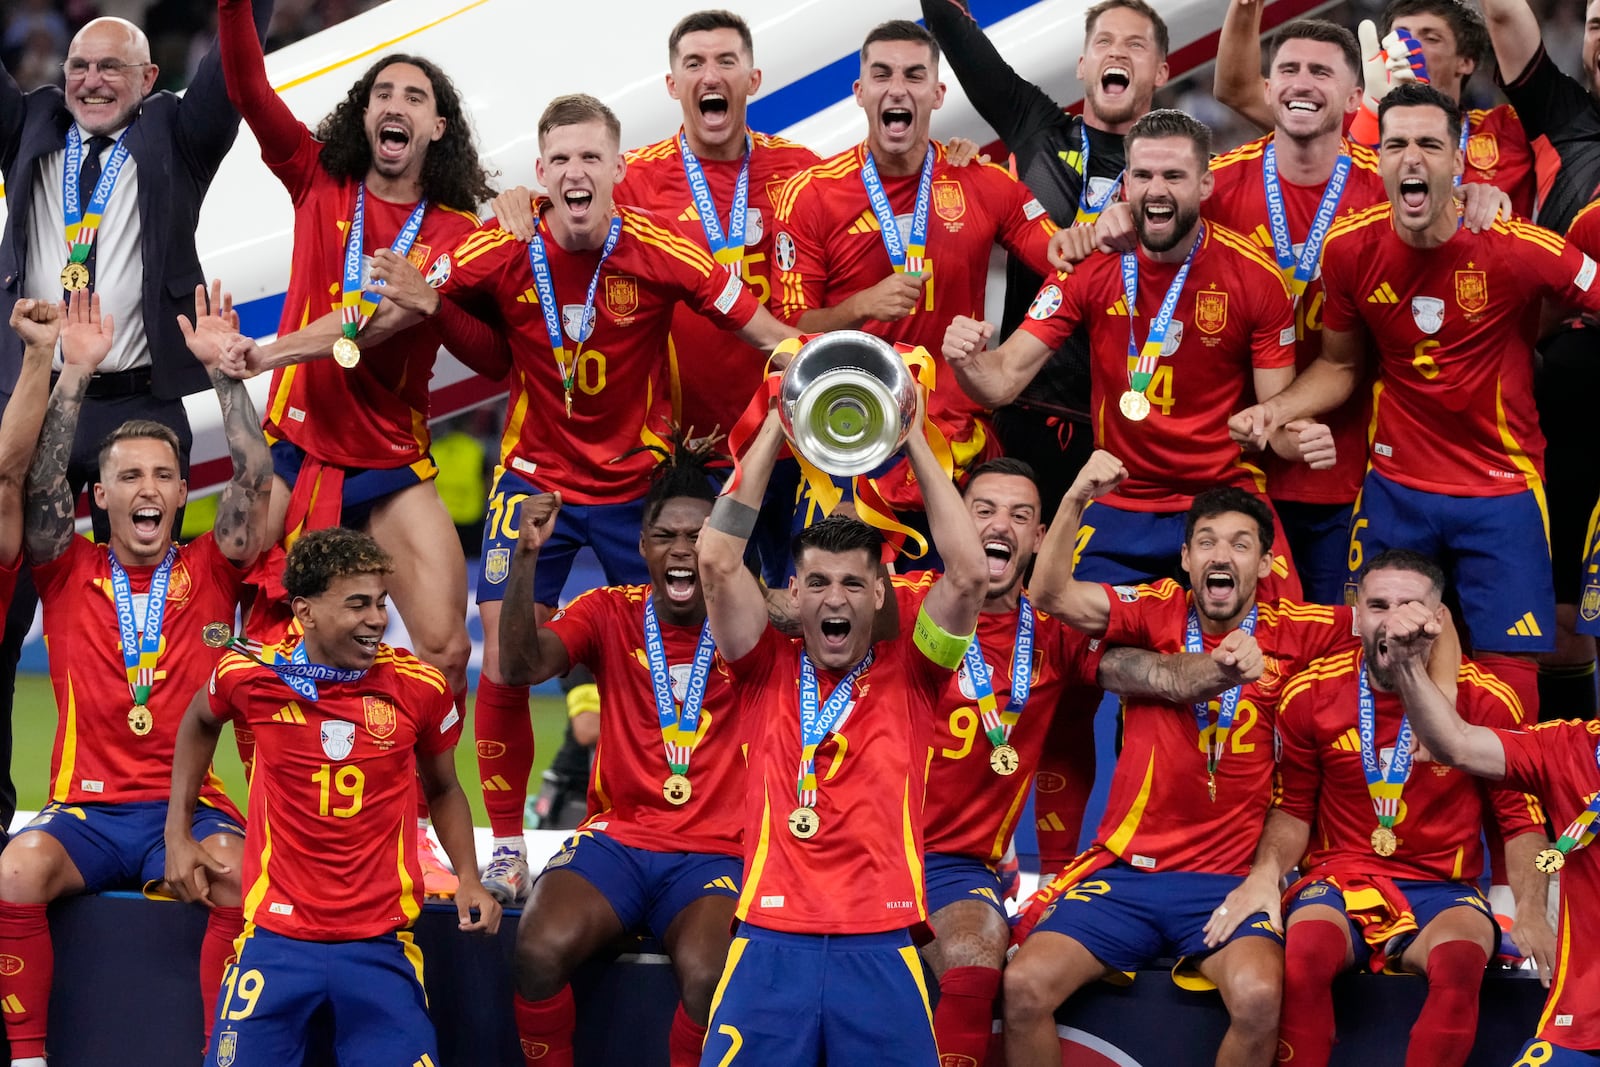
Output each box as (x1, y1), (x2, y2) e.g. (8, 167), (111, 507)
(777, 331), (918, 478)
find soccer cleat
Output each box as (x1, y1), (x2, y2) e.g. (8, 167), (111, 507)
(417, 825), (459, 899)
(481, 847), (532, 906)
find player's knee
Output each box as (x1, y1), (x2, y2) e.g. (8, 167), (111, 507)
(0, 837), (69, 904)
(512, 926), (575, 1000)
(673, 950), (728, 1020)
(1001, 953), (1060, 1024)
(1223, 967), (1282, 1034)
(412, 626), (471, 684)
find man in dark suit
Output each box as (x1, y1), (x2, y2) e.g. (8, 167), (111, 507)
(0, 8), (270, 842)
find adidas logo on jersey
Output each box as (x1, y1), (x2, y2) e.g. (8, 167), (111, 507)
(272, 703), (306, 725)
(1367, 283), (1400, 304)
(1331, 727), (1361, 753)
(1506, 613), (1543, 638)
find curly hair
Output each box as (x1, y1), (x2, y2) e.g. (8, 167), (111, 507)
(640, 429), (722, 529)
(313, 54), (496, 211)
(284, 528), (394, 600)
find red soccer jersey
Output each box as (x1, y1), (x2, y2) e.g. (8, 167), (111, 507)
(1277, 650), (1543, 882)
(545, 586), (744, 857)
(32, 537), (243, 808)
(1565, 197), (1600, 257)
(728, 624), (949, 934)
(1093, 581), (1355, 875)
(619, 130), (819, 435)
(1497, 718), (1600, 1049)
(1207, 137), (1388, 505)
(1320, 209), (1600, 496)
(0, 555), (16, 621)
(208, 640), (460, 940)
(894, 573), (1102, 864)
(772, 142), (1057, 449)
(1464, 105), (1538, 219)
(1018, 225), (1298, 510)
(431, 205), (760, 505)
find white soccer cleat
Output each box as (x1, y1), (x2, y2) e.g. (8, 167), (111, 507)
(481, 846), (532, 906)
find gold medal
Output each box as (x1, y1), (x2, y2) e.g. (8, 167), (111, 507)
(563, 388), (573, 417)
(787, 806), (819, 840)
(1119, 389), (1151, 421)
(1370, 826), (1398, 857)
(60, 261), (90, 291)
(989, 743), (1019, 776)
(332, 336), (361, 369)
(1534, 847), (1566, 874)
(663, 773), (692, 806)
(201, 622), (233, 649)
(1207, 771), (1216, 803)
(128, 704), (153, 737)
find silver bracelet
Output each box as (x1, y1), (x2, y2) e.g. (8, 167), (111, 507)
(709, 496), (759, 539)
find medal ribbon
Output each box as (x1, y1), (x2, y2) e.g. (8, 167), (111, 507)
(860, 143), (935, 274)
(529, 212), (623, 405)
(213, 634), (365, 702)
(1186, 603), (1258, 777)
(1121, 224), (1202, 396)
(1072, 125), (1125, 226)
(680, 130), (752, 269)
(643, 595), (718, 775)
(961, 595), (1035, 747)
(62, 126), (133, 265)
(1262, 142), (1351, 302)
(108, 546), (176, 708)
(341, 184), (429, 341)
(796, 650), (874, 807)
(1357, 660), (1414, 828)
(1549, 742), (1600, 861)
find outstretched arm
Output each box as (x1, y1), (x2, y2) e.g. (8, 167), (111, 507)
(24, 292), (113, 565)
(1097, 628), (1263, 702)
(1229, 326), (1363, 452)
(919, 0), (1069, 149)
(1387, 603), (1507, 778)
(911, 404), (985, 639)
(0, 301), (61, 564)
(1480, 0), (1543, 86)
(1212, 0), (1274, 131)
(700, 406), (785, 663)
(1029, 450), (1124, 636)
(183, 0), (277, 164)
(418, 747), (502, 934)
(498, 492), (575, 686)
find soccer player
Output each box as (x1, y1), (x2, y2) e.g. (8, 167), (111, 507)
(1217, 549), (1553, 1067)
(920, 0), (1169, 513)
(692, 392), (986, 1066)
(1204, 21), (1387, 604)
(0, 301), (56, 621)
(1003, 451), (1360, 1067)
(0, 283), (272, 1067)
(772, 18), (1058, 519)
(357, 93), (797, 905)
(496, 444), (741, 1067)
(165, 527), (499, 1066)
(1360, 579), (1600, 1066)
(946, 109), (1302, 598)
(1230, 82), (1600, 726)
(477, 9), (818, 897)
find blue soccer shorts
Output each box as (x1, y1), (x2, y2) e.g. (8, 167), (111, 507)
(17, 800), (242, 894)
(1345, 469), (1555, 653)
(205, 924), (436, 1067)
(1030, 861), (1281, 982)
(476, 466), (647, 605)
(1286, 878), (1496, 971)
(924, 853), (1007, 921)
(698, 923), (937, 1067)
(1577, 495), (1600, 637)
(540, 830), (741, 941)
(1274, 500), (1355, 606)
(1510, 1039), (1600, 1066)
(1075, 499), (1302, 599)
(269, 440), (437, 530)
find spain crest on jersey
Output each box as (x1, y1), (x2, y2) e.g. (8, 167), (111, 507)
(1581, 582), (1600, 623)
(484, 547), (510, 586)
(1028, 284), (1062, 320)
(1411, 296), (1445, 334)
(1466, 133), (1499, 172)
(605, 275), (639, 318)
(320, 720), (355, 761)
(215, 1031), (238, 1067)
(1454, 269), (1488, 314)
(406, 242), (432, 271)
(1195, 290), (1228, 335)
(363, 696), (398, 740)
(933, 179), (966, 222)
(561, 304), (596, 343)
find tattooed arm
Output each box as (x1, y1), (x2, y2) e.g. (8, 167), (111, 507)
(178, 282), (273, 566)
(1096, 631), (1263, 703)
(24, 292), (113, 565)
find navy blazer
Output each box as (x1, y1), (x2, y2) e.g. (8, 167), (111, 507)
(0, 2), (274, 402)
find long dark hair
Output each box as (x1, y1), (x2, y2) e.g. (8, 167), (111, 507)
(314, 53), (497, 211)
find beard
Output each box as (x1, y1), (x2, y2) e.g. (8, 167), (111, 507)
(1134, 199), (1202, 253)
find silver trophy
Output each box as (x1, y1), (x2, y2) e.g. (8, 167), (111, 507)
(777, 331), (918, 477)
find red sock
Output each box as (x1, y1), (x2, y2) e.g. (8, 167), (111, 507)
(1406, 940), (1487, 1067)
(668, 1002), (708, 1067)
(1278, 920), (1349, 1067)
(514, 988), (575, 1067)
(1034, 691), (1098, 874)
(477, 677), (535, 838)
(934, 966), (1001, 1066)
(0, 901), (52, 1059)
(200, 906), (244, 1043)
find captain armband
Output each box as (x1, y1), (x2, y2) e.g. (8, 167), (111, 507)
(709, 496), (759, 540)
(913, 604), (974, 670)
